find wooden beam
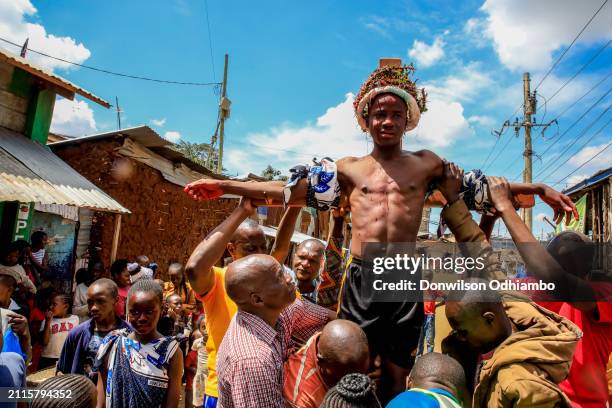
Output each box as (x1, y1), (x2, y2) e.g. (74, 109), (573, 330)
(110, 214), (122, 263)
(379, 58), (402, 68)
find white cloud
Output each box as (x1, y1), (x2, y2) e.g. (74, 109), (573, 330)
(0, 0), (91, 71)
(423, 63), (493, 103)
(362, 16), (391, 38)
(566, 174), (588, 186)
(535, 212), (548, 222)
(225, 92), (472, 175)
(468, 115), (496, 127)
(407, 99), (473, 148)
(163, 131), (181, 143)
(569, 142), (612, 169)
(408, 36), (445, 68)
(50, 98), (97, 136)
(479, 0), (612, 71)
(151, 118), (166, 127)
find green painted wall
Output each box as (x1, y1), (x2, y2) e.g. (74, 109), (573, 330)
(25, 88), (55, 144)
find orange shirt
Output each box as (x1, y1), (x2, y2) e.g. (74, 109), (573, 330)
(283, 333), (328, 408)
(195, 267), (238, 398)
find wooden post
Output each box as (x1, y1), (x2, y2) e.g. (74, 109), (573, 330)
(217, 54), (229, 174)
(110, 214), (122, 263)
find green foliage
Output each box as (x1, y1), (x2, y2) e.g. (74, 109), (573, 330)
(261, 164), (288, 181)
(172, 140), (222, 173)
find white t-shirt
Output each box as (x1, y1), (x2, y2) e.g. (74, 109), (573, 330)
(40, 315), (79, 358)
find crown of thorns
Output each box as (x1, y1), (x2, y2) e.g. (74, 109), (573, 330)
(353, 64), (428, 115)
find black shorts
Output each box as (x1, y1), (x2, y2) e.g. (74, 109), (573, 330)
(338, 256), (423, 369)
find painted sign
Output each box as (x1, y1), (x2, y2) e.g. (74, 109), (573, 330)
(12, 202), (33, 241)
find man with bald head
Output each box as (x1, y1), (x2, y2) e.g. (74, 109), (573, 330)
(387, 352), (466, 407)
(283, 319), (369, 408)
(57, 278), (129, 381)
(216, 254), (332, 408)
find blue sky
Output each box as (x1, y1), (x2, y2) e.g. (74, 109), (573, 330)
(1, 0), (610, 236)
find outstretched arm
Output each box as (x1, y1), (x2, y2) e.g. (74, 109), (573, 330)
(185, 199), (255, 296)
(184, 178), (307, 206)
(488, 177), (596, 312)
(270, 207), (301, 264)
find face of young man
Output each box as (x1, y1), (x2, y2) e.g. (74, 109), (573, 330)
(367, 93), (408, 147)
(87, 284), (117, 322)
(2, 251), (19, 267)
(0, 276), (16, 307)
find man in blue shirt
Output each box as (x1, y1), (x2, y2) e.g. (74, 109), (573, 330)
(57, 278), (129, 381)
(387, 352), (466, 408)
(0, 309), (26, 408)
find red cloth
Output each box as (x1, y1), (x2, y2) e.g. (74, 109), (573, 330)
(216, 299), (330, 408)
(536, 282), (612, 408)
(185, 350), (198, 390)
(115, 285), (130, 319)
(283, 333), (328, 408)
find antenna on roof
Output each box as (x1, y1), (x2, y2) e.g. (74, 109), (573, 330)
(20, 38), (28, 58)
(115, 96), (122, 130)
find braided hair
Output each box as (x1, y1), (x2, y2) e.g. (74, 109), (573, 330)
(31, 374), (96, 408)
(127, 279), (164, 306)
(320, 373), (381, 408)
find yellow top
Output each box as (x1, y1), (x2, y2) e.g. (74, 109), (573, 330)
(196, 267), (238, 398)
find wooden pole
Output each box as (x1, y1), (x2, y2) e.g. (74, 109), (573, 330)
(110, 214), (122, 263)
(217, 54), (229, 174)
(523, 72), (533, 231)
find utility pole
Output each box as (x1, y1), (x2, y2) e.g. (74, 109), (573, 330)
(217, 54), (230, 174)
(522, 72), (533, 231)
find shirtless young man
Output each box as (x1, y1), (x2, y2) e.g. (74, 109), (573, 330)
(184, 64), (577, 401)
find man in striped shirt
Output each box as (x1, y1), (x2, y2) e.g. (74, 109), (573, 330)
(283, 319), (370, 408)
(216, 255), (333, 408)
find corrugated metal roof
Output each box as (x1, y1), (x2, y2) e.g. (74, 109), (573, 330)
(50, 126), (226, 179)
(563, 166), (612, 196)
(0, 126), (129, 214)
(0, 48), (110, 108)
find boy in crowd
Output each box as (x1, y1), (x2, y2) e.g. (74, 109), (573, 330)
(58, 278), (129, 382)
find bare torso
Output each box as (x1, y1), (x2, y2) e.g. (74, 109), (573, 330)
(337, 150), (442, 257)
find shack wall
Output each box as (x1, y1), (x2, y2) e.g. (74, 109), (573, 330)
(54, 139), (237, 278)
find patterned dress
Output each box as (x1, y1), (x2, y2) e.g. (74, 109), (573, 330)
(95, 328), (185, 408)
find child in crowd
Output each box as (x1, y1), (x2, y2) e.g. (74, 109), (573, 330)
(191, 315), (208, 408)
(184, 330), (199, 408)
(28, 287), (54, 373)
(164, 263), (197, 314)
(40, 293), (79, 369)
(0, 242), (37, 295)
(73, 268), (91, 323)
(110, 260), (131, 320)
(158, 293), (189, 337)
(95, 280), (184, 408)
(29, 231), (49, 282)
(320, 373), (382, 408)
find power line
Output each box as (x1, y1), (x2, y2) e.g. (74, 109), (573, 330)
(483, 123), (517, 172)
(553, 140), (612, 186)
(543, 40), (610, 108)
(538, 116), (611, 182)
(0, 36), (221, 86)
(482, 106), (522, 170)
(513, 86), (611, 180)
(533, 0), (609, 91)
(203, 0), (216, 81)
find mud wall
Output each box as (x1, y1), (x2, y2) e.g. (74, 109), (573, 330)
(54, 139), (238, 278)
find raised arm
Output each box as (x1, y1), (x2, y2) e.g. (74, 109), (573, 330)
(488, 176), (596, 311)
(185, 199), (255, 295)
(184, 178), (307, 206)
(270, 207), (301, 264)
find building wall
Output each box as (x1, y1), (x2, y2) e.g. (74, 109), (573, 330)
(54, 139), (238, 278)
(0, 64), (29, 133)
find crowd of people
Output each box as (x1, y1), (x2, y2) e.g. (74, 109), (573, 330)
(0, 63), (609, 408)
